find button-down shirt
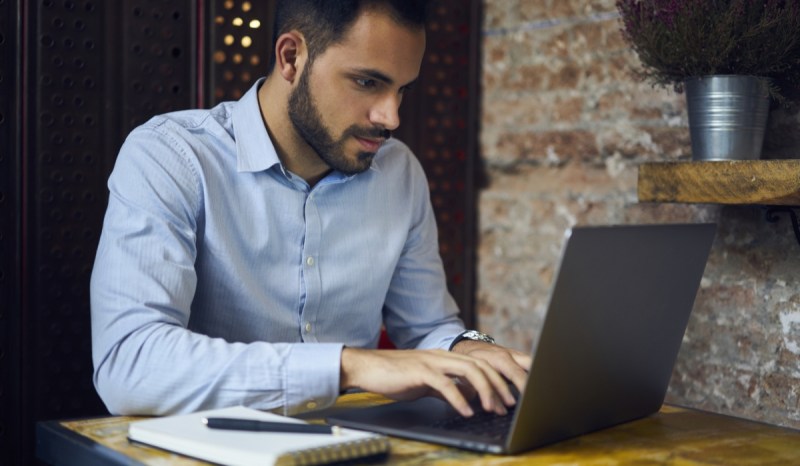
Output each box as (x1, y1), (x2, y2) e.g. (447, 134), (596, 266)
(90, 80), (465, 416)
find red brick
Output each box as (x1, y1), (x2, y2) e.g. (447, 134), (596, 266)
(490, 129), (598, 163)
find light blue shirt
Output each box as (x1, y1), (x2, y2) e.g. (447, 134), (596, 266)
(91, 80), (465, 416)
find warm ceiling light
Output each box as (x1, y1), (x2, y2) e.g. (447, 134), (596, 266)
(249, 19), (261, 29)
(232, 17), (243, 27)
(241, 36), (252, 48)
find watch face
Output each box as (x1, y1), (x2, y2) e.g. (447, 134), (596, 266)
(463, 330), (495, 344)
(449, 330), (496, 351)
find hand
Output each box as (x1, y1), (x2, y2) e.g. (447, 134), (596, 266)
(450, 340), (532, 396)
(340, 348), (517, 417)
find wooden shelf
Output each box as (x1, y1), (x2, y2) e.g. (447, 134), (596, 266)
(638, 160), (800, 206)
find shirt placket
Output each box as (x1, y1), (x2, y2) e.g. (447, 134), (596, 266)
(300, 188), (322, 342)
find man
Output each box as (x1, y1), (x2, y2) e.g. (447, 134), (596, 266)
(91, 0), (530, 418)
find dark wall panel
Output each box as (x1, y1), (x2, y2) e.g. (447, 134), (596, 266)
(28, 0), (109, 424)
(16, 0), (198, 464)
(0, 0), (21, 463)
(121, 0), (195, 132)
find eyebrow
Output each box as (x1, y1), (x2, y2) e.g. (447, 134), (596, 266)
(351, 68), (418, 90)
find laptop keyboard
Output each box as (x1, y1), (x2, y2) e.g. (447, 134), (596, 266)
(426, 407), (516, 441)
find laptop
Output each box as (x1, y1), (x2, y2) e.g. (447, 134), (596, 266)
(327, 223), (717, 454)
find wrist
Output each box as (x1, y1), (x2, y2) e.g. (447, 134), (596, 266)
(339, 347), (363, 391)
(448, 330), (496, 351)
(450, 338), (488, 355)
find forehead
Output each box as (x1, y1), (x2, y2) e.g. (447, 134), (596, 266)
(313, 9), (426, 84)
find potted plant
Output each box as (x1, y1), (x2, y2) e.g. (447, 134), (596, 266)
(616, 0), (800, 161)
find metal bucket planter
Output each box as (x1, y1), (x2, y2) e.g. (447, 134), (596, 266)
(685, 75), (770, 161)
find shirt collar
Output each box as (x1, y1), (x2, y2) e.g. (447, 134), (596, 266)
(233, 78), (282, 173)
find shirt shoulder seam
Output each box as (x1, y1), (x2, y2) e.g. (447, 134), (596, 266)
(141, 117), (205, 217)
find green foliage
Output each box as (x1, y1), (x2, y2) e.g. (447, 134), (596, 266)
(616, 0), (800, 99)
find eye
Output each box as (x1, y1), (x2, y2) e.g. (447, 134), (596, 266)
(354, 78), (377, 88)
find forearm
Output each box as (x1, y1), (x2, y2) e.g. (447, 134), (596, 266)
(93, 323), (343, 416)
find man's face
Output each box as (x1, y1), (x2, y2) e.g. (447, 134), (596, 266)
(287, 9), (426, 175)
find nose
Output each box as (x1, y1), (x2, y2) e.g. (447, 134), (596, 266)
(369, 94), (401, 131)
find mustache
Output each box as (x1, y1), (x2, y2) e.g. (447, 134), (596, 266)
(347, 126), (392, 140)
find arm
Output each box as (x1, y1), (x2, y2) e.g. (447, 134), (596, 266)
(379, 153), (465, 350)
(91, 121), (341, 415)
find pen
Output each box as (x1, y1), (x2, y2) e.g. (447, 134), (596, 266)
(203, 417), (337, 435)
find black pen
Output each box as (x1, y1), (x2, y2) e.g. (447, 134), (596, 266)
(203, 417), (338, 435)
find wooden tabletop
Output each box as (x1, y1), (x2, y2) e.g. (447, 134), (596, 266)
(38, 392), (800, 465)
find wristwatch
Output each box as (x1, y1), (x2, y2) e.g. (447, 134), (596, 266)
(448, 330), (496, 350)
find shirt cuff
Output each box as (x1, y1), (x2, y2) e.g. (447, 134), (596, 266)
(283, 343), (344, 415)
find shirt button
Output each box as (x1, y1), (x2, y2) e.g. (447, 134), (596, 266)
(304, 322), (312, 333)
(306, 256), (315, 266)
(306, 400), (318, 410)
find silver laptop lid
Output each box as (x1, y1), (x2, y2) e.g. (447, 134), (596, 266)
(506, 223), (716, 452)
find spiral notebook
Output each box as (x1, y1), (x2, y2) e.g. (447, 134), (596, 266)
(128, 405), (389, 466)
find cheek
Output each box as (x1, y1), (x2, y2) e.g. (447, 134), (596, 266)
(309, 76), (371, 133)
(324, 96), (369, 133)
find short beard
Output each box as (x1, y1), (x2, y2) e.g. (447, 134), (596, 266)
(288, 63), (389, 176)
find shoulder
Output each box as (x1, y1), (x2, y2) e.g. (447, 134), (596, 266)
(119, 102), (236, 172)
(112, 107), (230, 200)
(362, 139), (431, 211)
(374, 138), (426, 180)
(131, 102), (233, 146)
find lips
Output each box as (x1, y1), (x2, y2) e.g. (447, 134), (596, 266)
(355, 136), (384, 152)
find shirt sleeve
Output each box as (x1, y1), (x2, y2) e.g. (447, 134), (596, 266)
(90, 120), (342, 416)
(381, 153), (466, 350)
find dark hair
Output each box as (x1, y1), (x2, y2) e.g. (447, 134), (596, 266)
(267, 0), (430, 74)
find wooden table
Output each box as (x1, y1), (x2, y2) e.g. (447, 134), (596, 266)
(36, 392), (800, 465)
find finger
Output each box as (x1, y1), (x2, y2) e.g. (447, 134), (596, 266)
(492, 354), (530, 395)
(469, 358), (515, 410)
(473, 358), (517, 410)
(455, 352), (518, 408)
(453, 377), (477, 401)
(470, 348), (531, 398)
(427, 374), (474, 417)
(452, 358), (511, 415)
(510, 351), (533, 371)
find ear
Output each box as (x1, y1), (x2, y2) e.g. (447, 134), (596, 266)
(273, 31), (306, 83)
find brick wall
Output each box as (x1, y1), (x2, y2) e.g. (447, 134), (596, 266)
(478, 0), (800, 428)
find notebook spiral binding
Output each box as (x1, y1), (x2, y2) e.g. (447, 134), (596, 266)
(283, 436), (390, 466)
